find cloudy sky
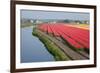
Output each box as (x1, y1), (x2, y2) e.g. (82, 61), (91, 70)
(21, 10), (90, 20)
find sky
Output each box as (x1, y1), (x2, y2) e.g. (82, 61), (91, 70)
(21, 10), (90, 21)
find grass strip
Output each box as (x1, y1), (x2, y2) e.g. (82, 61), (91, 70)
(32, 30), (70, 61)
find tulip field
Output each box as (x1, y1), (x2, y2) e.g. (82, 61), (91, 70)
(38, 23), (89, 50)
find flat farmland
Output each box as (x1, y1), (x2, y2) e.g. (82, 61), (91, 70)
(64, 24), (89, 30)
(38, 23), (89, 48)
(36, 23), (90, 60)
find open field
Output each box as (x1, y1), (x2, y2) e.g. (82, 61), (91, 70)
(64, 24), (89, 30)
(32, 23), (90, 60)
(32, 29), (88, 60)
(38, 23), (89, 49)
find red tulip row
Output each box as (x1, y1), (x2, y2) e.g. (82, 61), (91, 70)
(38, 23), (89, 49)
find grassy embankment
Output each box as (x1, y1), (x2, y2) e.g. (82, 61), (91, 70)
(21, 22), (37, 28)
(32, 29), (70, 61)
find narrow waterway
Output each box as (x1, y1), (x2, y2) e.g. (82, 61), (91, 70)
(21, 26), (55, 63)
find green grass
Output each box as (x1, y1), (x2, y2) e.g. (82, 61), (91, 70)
(32, 30), (70, 61)
(21, 22), (35, 28)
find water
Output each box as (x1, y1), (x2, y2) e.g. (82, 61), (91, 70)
(21, 26), (55, 63)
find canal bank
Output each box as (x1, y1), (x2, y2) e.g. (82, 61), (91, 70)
(32, 29), (70, 61)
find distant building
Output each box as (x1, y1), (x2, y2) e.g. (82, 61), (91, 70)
(35, 20), (43, 24)
(84, 21), (89, 24)
(30, 20), (34, 23)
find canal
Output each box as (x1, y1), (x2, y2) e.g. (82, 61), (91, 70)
(21, 26), (55, 63)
